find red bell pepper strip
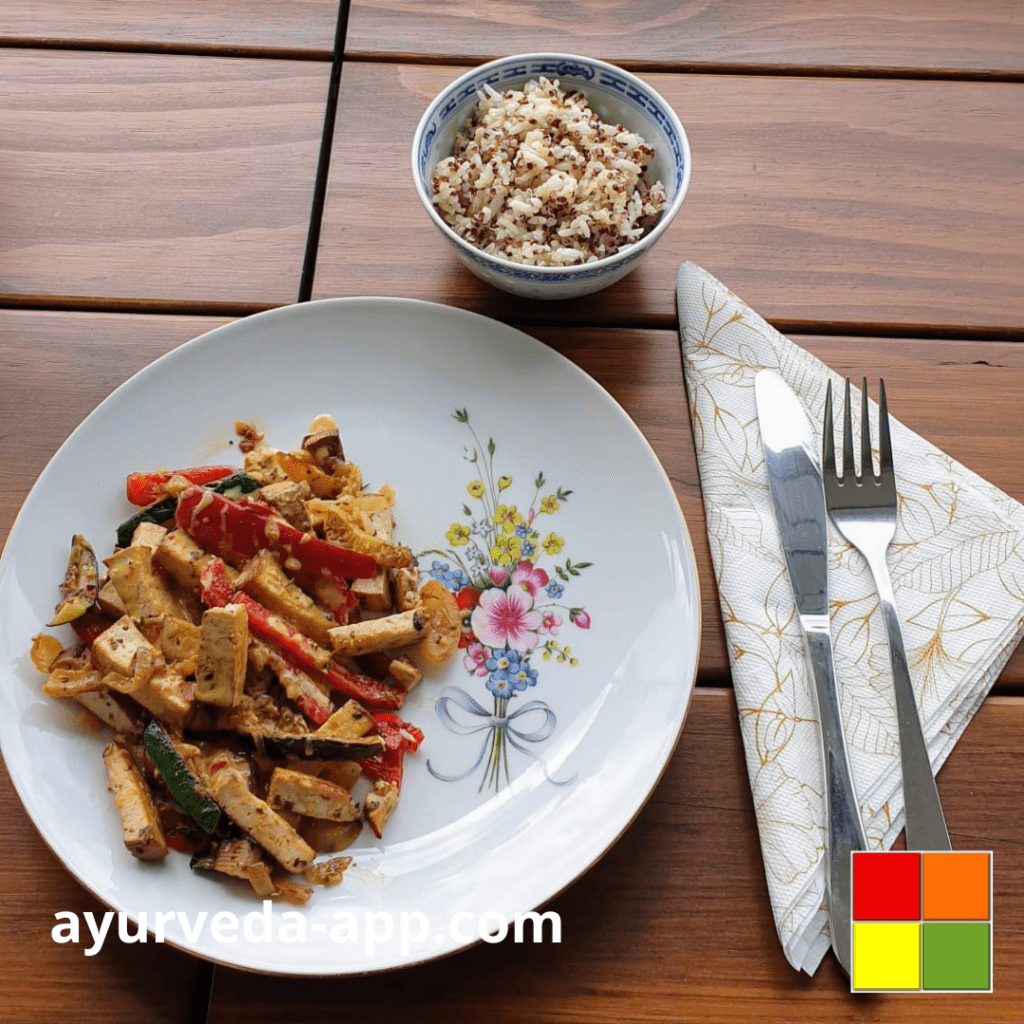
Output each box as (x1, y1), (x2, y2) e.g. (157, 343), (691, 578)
(126, 466), (237, 506)
(71, 609), (115, 648)
(199, 558), (404, 711)
(250, 637), (333, 726)
(360, 747), (405, 789)
(198, 557), (235, 606)
(372, 712), (424, 753)
(322, 663), (405, 712)
(361, 713), (423, 790)
(177, 485), (377, 579)
(292, 568), (357, 627)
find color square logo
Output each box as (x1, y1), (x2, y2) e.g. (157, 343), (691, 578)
(850, 851), (993, 993)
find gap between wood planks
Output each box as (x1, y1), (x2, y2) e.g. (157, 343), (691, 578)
(297, 0), (351, 303)
(340, 50), (1024, 84)
(2, 37), (1022, 84)
(3, 294), (1024, 348)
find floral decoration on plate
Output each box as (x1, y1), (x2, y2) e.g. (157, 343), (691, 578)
(422, 410), (593, 792)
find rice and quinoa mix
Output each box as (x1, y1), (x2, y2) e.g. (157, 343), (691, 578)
(431, 77), (667, 267)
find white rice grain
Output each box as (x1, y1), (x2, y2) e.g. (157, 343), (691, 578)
(430, 78), (667, 266)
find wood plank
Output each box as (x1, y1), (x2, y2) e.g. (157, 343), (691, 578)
(313, 62), (1024, 333)
(0, 311), (233, 542)
(345, 0), (1024, 75)
(2, 312), (1021, 686)
(0, 761), (203, 1023)
(0, 50), (328, 308)
(205, 690), (1023, 1022)
(0, 1), (339, 55)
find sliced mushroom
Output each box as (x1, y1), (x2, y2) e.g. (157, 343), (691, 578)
(49, 535), (99, 626)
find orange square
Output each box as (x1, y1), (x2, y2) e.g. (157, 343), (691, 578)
(922, 853), (990, 921)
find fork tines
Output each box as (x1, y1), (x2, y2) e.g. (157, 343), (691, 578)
(823, 378), (894, 494)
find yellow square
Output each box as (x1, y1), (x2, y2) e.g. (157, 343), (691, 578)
(852, 921), (921, 991)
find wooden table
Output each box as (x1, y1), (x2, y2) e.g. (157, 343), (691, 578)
(1, 3), (1021, 1021)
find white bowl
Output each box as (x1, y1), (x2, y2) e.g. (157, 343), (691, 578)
(411, 53), (691, 301)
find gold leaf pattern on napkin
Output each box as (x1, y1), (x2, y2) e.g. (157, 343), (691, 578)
(676, 262), (1024, 974)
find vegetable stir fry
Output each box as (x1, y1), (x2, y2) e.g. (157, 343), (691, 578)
(31, 416), (459, 904)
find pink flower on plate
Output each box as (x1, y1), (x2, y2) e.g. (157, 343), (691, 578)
(573, 609), (592, 630)
(511, 561), (550, 598)
(463, 642), (491, 677)
(538, 611), (563, 636)
(489, 566), (508, 587)
(471, 587), (541, 652)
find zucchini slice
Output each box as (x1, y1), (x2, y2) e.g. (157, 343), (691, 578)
(255, 732), (385, 761)
(142, 721), (222, 834)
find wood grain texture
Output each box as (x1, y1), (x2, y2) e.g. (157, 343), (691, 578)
(345, 0), (1024, 75)
(2, 312), (1021, 686)
(0, 311), (234, 548)
(313, 62), (1024, 332)
(0, 50), (328, 308)
(203, 690), (1022, 1023)
(0, 0), (339, 55)
(0, 760), (203, 1023)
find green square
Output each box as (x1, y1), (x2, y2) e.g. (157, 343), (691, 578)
(922, 922), (991, 991)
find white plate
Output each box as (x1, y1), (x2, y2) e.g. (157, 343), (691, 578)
(0, 298), (700, 975)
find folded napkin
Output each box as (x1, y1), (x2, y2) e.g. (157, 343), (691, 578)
(676, 262), (1024, 974)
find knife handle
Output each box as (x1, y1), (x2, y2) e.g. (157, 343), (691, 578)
(803, 617), (869, 975)
(871, 562), (951, 852)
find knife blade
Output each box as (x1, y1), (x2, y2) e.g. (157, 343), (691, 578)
(754, 370), (868, 976)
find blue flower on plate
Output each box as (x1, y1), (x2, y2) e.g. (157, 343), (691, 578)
(515, 523), (531, 539)
(430, 560), (470, 590)
(512, 661), (538, 691)
(487, 675), (517, 698)
(446, 568), (470, 591)
(486, 649), (522, 698)
(520, 540), (536, 557)
(546, 581), (564, 599)
(486, 648), (520, 685)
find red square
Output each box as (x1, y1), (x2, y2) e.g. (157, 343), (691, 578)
(852, 851), (921, 921)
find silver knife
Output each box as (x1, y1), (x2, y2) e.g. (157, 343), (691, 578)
(754, 370), (868, 975)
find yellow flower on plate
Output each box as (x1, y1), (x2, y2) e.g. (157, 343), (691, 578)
(446, 522), (471, 546)
(498, 475), (513, 491)
(490, 532), (522, 566)
(493, 503), (524, 535)
(467, 480), (485, 499)
(540, 495), (559, 514)
(542, 532), (564, 555)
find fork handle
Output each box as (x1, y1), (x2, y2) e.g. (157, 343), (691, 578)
(868, 556), (952, 852)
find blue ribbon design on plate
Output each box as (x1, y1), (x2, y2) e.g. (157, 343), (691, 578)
(426, 686), (575, 786)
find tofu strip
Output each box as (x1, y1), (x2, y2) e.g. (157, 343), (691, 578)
(267, 767), (361, 822)
(91, 616), (160, 683)
(208, 770), (315, 873)
(105, 545), (185, 621)
(102, 742), (168, 861)
(350, 509), (394, 611)
(328, 609), (425, 655)
(195, 604), (248, 707)
(316, 699), (375, 740)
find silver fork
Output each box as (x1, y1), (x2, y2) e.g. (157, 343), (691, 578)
(822, 378), (951, 852)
